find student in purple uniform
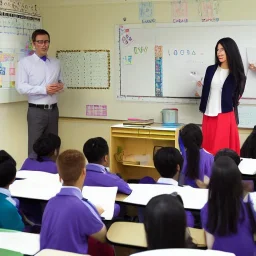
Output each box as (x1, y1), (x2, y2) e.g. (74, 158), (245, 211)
(40, 149), (108, 255)
(144, 194), (196, 250)
(20, 133), (61, 174)
(139, 147), (194, 227)
(83, 137), (132, 194)
(0, 150), (24, 231)
(201, 156), (256, 256)
(215, 148), (254, 193)
(179, 123), (214, 188)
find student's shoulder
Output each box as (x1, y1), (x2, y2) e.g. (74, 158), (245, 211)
(0, 196), (18, 213)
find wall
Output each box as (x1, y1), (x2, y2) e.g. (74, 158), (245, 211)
(1, 0), (254, 168)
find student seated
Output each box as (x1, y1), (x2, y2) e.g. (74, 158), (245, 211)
(139, 147), (194, 227)
(83, 137), (132, 194)
(20, 133), (61, 174)
(200, 156), (256, 256)
(240, 125), (256, 158)
(179, 123), (214, 188)
(215, 148), (254, 192)
(144, 194), (196, 250)
(40, 149), (108, 255)
(0, 150), (24, 231)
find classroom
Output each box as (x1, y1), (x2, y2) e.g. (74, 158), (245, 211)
(1, 0), (256, 255)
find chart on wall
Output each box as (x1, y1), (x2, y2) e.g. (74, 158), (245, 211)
(57, 50), (110, 89)
(117, 22), (256, 104)
(0, 10), (41, 89)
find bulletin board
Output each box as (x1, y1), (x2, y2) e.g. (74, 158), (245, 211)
(56, 50), (110, 89)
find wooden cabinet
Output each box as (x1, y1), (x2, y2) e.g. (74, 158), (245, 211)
(110, 124), (180, 180)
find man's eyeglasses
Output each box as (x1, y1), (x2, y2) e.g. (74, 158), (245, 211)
(34, 40), (50, 45)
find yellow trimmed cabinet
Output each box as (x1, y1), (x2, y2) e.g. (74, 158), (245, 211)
(110, 124), (181, 181)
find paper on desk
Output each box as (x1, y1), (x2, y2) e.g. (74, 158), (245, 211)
(10, 179), (61, 201)
(238, 158), (256, 175)
(124, 184), (208, 210)
(16, 171), (60, 184)
(0, 231), (40, 255)
(82, 186), (118, 220)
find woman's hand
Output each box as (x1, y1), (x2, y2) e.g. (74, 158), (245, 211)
(197, 81), (203, 87)
(249, 63), (256, 71)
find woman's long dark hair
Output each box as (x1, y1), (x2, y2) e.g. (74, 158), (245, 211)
(215, 37), (246, 107)
(241, 125), (256, 158)
(180, 124), (202, 179)
(144, 194), (187, 250)
(207, 156), (244, 236)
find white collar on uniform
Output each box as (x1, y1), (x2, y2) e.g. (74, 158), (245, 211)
(157, 177), (178, 186)
(0, 187), (16, 206)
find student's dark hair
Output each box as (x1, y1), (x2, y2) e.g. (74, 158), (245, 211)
(32, 29), (50, 42)
(207, 156), (244, 236)
(215, 148), (241, 166)
(33, 133), (61, 162)
(0, 150), (16, 187)
(215, 37), (246, 108)
(240, 125), (256, 158)
(0, 150), (16, 167)
(144, 194), (187, 250)
(179, 123), (202, 179)
(153, 147), (183, 178)
(83, 137), (109, 163)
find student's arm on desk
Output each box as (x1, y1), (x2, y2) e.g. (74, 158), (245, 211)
(107, 174), (132, 194)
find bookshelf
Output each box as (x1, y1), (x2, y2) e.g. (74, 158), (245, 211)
(110, 124), (181, 180)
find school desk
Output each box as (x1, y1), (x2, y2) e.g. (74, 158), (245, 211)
(110, 124), (181, 181)
(130, 249), (235, 256)
(106, 222), (206, 248)
(0, 229), (40, 255)
(35, 249), (89, 255)
(239, 158), (256, 189)
(115, 183), (208, 211)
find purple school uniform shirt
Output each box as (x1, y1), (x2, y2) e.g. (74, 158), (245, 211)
(85, 164), (132, 194)
(139, 177), (195, 228)
(20, 157), (57, 174)
(181, 149), (214, 188)
(201, 202), (255, 256)
(40, 187), (104, 254)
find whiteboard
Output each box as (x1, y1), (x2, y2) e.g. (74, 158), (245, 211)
(58, 21), (256, 128)
(117, 21), (256, 104)
(0, 10), (41, 103)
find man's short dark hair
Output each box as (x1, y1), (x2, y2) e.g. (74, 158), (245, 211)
(32, 29), (50, 42)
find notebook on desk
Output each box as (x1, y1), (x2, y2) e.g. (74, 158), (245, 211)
(239, 158), (256, 175)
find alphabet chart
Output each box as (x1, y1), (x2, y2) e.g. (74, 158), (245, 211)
(56, 50), (110, 89)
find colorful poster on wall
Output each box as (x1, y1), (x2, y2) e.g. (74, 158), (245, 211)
(0, 11), (41, 89)
(155, 46), (163, 97)
(139, 2), (156, 24)
(197, 0), (220, 22)
(86, 105), (108, 117)
(171, 0), (188, 23)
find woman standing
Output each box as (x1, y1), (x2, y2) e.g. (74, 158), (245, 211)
(199, 37), (246, 155)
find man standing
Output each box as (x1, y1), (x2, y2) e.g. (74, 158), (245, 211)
(16, 29), (63, 157)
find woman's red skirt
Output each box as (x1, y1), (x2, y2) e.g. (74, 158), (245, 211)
(202, 111), (240, 155)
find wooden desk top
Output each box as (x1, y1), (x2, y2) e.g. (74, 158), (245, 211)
(107, 222), (206, 248)
(35, 249), (89, 255)
(116, 193), (128, 202)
